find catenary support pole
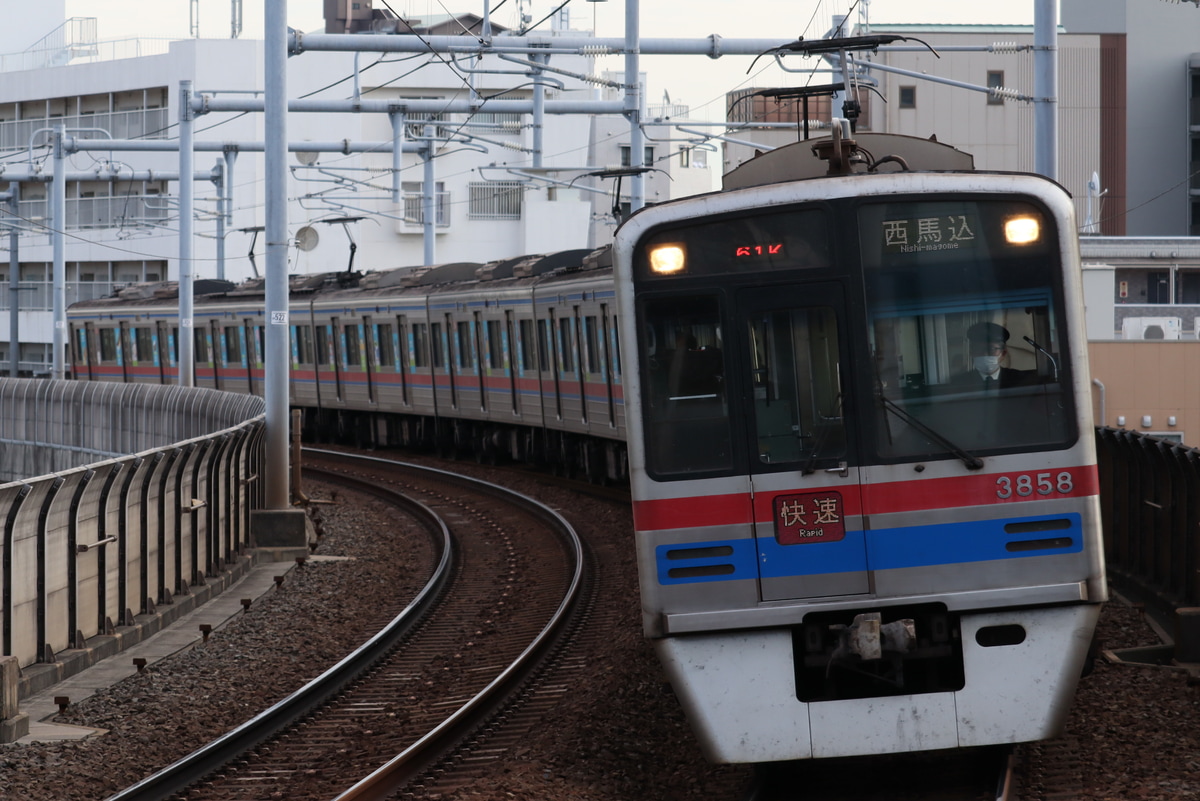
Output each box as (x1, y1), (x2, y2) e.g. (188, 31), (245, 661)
(6, 186), (17, 378)
(178, 80), (195, 387)
(625, 0), (644, 212)
(423, 125), (436, 266)
(51, 126), (65, 380)
(1034, 0), (1057, 181)
(264, 0), (290, 510)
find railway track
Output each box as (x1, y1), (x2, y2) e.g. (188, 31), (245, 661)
(102, 449), (587, 801)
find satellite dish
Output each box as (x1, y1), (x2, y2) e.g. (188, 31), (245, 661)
(295, 150), (319, 166)
(295, 226), (320, 252)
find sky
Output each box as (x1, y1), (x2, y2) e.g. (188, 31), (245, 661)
(63, 1), (1036, 121)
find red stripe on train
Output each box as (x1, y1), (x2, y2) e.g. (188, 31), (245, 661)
(633, 465), (1099, 531)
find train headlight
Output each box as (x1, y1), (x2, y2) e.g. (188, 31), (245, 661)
(649, 244), (686, 275)
(1004, 215), (1041, 245)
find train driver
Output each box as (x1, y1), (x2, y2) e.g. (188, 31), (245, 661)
(955, 321), (1031, 390)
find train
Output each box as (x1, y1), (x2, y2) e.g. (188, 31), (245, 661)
(67, 127), (1106, 764)
(68, 247), (629, 483)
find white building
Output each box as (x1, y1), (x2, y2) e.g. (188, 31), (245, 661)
(0, 7), (713, 375)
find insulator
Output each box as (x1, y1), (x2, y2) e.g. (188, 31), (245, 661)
(581, 46), (615, 55)
(990, 41), (1022, 53)
(990, 86), (1022, 101)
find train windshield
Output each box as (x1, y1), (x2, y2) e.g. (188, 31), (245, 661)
(859, 197), (1075, 460)
(638, 294), (733, 476)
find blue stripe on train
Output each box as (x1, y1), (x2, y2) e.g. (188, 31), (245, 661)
(656, 513), (1083, 585)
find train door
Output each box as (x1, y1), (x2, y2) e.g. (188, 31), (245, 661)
(118, 322), (132, 382)
(598, 305), (617, 428)
(736, 284), (869, 602)
(243, 320), (258, 395)
(75, 323), (96, 380)
(472, 312), (486, 412)
(441, 315), (457, 409)
(393, 315), (410, 406)
(544, 311), (563, 419)
(504, 311), (519, 414)
(329, 317), (345, 402)
(362, 316), (378, 404)
(207, 321), (222, 389)
(155, 321), (171, 383)
(569, 309), (586, 424)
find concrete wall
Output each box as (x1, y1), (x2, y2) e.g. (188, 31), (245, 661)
(1088, 341), (1200, 444)
(0, 379), (265, 674)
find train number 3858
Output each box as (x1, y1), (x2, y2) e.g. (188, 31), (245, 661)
(996, 472), (1075, 499)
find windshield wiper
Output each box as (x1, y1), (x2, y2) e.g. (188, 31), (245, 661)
(878, 393), (984, 470)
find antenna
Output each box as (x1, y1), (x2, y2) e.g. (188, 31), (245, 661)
(232, 0), (243, 39)
(294, 226), (319, 252)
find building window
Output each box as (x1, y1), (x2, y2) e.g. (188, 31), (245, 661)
(619, 145), (656, 167)
(987, 71), (1005, 105)
(1147, 272), (1170, 304)
(401, 181), (450, 226)
(468, 181), (523, 220)
(898, 86), (916, 109)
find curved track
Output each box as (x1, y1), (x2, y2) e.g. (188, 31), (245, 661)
(103, 449), (585, 801)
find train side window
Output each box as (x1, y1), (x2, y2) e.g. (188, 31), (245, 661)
(170, 327), (178, 365)
(89, 327), (99, 365)
(431, 322), (445, 368)
(376, 323), (395, 368)
(345, 323), (362, 368)
(584, 316), (600, 374)
(558, 317), (575, 373)
(412, 323), (429, 368)
(315, 326), (331, 366)
(251, 325), (263, 366)
(639, 294), (732, 477)
(99, 328), (118, 362)
(536, 320), (551, 372)
(74, 328), (89, 365)
(518, 319), (536, 372)
(191, 329), (207, 363)
(456, 321), (474, 368)
(294, 325), (315, 364)
(135, 327), (154, 363)
(224, 325), (242, 365)
(486, 320), (503, 369)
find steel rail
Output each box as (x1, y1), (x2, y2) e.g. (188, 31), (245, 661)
(102, 461), (453, 801)
(308, 449), (587, 801)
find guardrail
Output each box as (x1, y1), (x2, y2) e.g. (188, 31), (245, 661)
(1095, 427), (1200, 616)
(0, 379), (265, 676)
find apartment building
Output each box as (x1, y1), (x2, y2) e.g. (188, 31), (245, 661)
(0, 7), (712, 375)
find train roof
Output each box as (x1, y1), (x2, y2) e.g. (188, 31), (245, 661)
(723, 132), (975, 190)
(67, 247), (613, 314)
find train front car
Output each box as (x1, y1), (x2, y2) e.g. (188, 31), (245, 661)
(613, 135), (1105, 764)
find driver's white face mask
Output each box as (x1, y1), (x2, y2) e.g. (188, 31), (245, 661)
(973, 355), (1001, 377)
